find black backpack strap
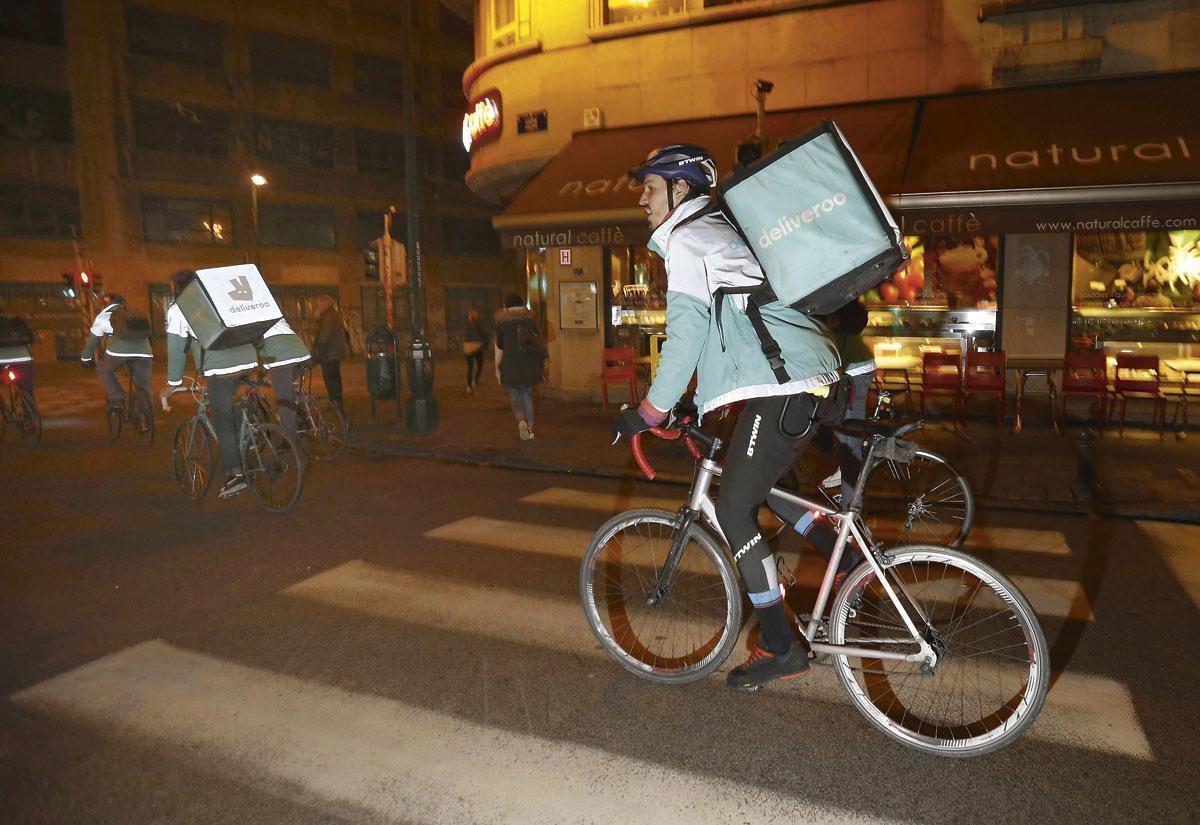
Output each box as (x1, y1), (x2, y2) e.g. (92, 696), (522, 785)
(712, 285), (790, 384)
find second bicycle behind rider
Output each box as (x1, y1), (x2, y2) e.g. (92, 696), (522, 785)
(612, 144), (846, 693)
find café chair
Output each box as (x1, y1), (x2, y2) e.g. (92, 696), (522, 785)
(1111, 354), (1166, 437)
(920, 351), (964, 423)
(963, 350), (1006, 428)
(600, 346), (640, 411)
(1060, 351), (1108, 425)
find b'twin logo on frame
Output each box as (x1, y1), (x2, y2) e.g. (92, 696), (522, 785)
(757, 192), (848, 249)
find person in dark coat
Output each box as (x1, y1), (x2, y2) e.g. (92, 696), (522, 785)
(312, 294), (347, 414)
(493, 294), (545, 440)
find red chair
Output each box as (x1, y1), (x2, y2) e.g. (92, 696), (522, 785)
(1111, 354), (1166, 437)
(963, 350), (1006, 427)
(920, 352), (964, 422)
(1061, 351), (1108, 424)
(600, 346), (640, 411)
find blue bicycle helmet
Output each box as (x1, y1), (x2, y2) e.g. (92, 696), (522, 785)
(630, 144), (717, 210)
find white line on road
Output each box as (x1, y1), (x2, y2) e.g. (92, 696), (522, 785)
(1142, 519), (1200, 611)
(426, 516), (1094, 620)
(284, 560), (1146, 759)
(11, 640), (907, 825)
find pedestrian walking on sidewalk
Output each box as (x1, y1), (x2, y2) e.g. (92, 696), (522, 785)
(312, 294), (347, 415)
(463, 308), (487, 394)
(494, 294), (545, 440)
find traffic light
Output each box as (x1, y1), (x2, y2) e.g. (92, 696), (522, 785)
(93, 272), (104, 293)
(79, 271), (90, 289)
(61, 272), (75, 296)
(735, 138), (765, 169)
(364, 245), (380, 280)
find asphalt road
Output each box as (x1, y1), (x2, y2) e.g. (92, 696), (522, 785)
(1, 408), (1198, 825)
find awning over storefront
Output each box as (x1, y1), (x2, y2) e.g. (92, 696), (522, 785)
(496, 70), (1200, 246)
(494, 100), (917, 248)
(898, 71), (1200, 234)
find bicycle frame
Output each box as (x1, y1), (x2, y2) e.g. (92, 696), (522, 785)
(654, 426), (937, 668)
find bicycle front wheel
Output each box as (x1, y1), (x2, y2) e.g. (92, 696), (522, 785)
(172, 419), (215, 501)
(829, 545), (1049, 758)
(107, 405), (123, 442)
(299, 395), (347, 461)
(131, 389), (155, 448)
(14, 390), (41, 446)
(580, 508), (742, 685)
(861, 450), (974, 547)
(242, 423), (304, 513)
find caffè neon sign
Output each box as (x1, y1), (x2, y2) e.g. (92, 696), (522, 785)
(462, 91), (501, 152)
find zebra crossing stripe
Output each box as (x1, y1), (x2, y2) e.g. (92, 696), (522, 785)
(425, 516), (1094, 620)
(521, 487), (681, 513)
(1142, 520), (1200, 611)
(11, 639), (910, 825)
(284, 560), (1148, 759)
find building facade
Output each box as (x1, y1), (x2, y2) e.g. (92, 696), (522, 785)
(463, 0), (1200, 399)
(0, 0), (509, 362)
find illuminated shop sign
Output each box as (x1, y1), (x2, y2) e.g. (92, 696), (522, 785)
(462, 90), (501, 152)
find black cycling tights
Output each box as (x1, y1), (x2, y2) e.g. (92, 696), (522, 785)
(715, 393), (825, 604)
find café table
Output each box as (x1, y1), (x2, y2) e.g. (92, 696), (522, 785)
(1007, 357), (1063, 435)
(1164, 358), (1200, 432)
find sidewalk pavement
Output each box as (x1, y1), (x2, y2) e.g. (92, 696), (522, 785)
(348, 352), (1200, 524)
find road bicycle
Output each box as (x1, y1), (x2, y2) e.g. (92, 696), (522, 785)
(105, 364), (155, 448)
(771, 387), (974, 548)
(284, 364), (348, 462)
(167, 371), (305, 513)
(580, 415), (1047, 758)
(0, 364), (42, 446)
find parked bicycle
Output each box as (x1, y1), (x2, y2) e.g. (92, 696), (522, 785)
(283, 364), (348, 462)
(0, 365), (41, 446)
(106, 364), (155, 447)
(772, 387), (974, 548)
(166, 371), (304, 513)
(580, 415), (1047, 757)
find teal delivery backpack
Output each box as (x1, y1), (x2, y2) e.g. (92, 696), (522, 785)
(717, 119), (907, 316)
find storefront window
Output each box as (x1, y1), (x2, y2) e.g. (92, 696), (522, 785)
(863, 235), (999, 311)
(607, 244), (665, 354)
(1073, 231), (1200, 309)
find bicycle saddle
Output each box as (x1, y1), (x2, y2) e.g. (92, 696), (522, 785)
(838, 418), (924, 439)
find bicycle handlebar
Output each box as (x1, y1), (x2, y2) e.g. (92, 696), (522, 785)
(630, 427), (680, 481)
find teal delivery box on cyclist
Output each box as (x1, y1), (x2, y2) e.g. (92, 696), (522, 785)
(176, 264), (283, 349)
(717, 120), (907, 316)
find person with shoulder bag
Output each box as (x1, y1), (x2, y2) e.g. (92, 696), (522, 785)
(614, 144), (846, 693)
(80, 294), (154, 410)
(462, 308), (488, 394)
(494, 294), (545, 440)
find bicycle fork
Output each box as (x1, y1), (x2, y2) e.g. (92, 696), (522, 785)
(645, 507), (700, 608)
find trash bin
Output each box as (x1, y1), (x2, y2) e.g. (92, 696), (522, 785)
(365, 327), (398, 400)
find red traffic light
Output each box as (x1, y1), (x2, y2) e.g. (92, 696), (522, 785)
(79, 271), (90, 285)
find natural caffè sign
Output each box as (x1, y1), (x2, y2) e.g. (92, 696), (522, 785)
(462, 90), (501, 152)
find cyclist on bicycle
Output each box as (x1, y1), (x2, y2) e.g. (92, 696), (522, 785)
(0, 300), (37, 402)
(613, 144), (845, 693)
(80, 294), (153, 411)
(162, 269), (259, 500)
(253, 318), (310, 441)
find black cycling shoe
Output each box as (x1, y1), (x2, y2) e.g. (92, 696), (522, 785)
(726, 640), (810, 693)
(218, 473), (247, 499)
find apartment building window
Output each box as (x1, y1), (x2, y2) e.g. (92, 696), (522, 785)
(0, 1), (65, 46)
(141, 195), (233, 245)
(131, 98), (229, 156)
(255, 117), (335, 168)
(488, 0), (530, 50)
(0, 86), (72, 143)
(259, 203), (335, 249)
(355, 128), (406, 174)
(353, 53), (404, 103)
(249, 31), (330, 88)
(125, 4), (223, 68)
(441, 216), (498, 256)
(598, 0), (750, 25)
(0, 185), (80, 239)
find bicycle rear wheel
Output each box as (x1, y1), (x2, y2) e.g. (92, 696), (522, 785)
(861, 450), (973, 547)
(829, 545), (1048, 758)
(298, 395), (347, 461)
(242, 423), (304, 513)
(131, 389), (155, 448)
(580, 508), (742, 685)
(14, 390), (41, 446)
(107, 405), (123, 441)
(172, 418), (215, 501)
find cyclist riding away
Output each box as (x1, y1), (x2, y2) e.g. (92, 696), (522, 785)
(253, 318), (310, 441)
(0, 300), (37, 403)
(163, 269), (259, 500)
(80, 294), (153, 410)
(613, 144), (845, 693)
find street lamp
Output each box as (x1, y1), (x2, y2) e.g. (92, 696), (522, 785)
(250, 174), (267, 269)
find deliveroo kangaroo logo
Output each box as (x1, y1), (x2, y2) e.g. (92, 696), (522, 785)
(228, 275), (254, 302)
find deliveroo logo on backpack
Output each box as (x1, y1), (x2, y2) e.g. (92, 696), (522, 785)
(757, 191), (849, 249)
(228, 275), (254, 301)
